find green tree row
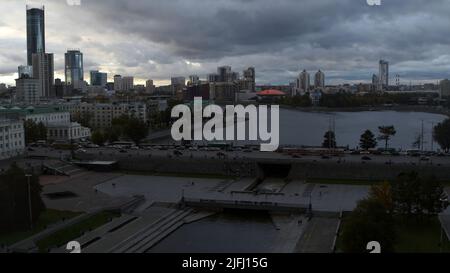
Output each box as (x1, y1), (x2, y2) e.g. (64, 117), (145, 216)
(91, 115), (149, 146)
(321, 126), (396, 150)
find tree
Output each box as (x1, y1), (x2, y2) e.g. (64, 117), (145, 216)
(125, 117), (149, 145)
(341, 198), (396, 253)
(0, 163), (45, 233)
(104, 127), (120, 143)
(72, 111), (93, 128)
(434, 119), (450, 152)
(369, 181), (393, 213)
(360, 130), (377, 150)
(378, 126), (396, 150)
(390, 172), (447, 216)
(91, 130), (106, 146)
(322, 131), (336, 149)
(24, 120), (47, 145)
(37, 122), (47, 141)
(111, 115), (149, 145)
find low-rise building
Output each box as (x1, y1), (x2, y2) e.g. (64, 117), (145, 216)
(47, 122), (91, 142)
(60, 102), (147, 129)
(0, 106), (70, 126)
(0, 106), (91, 143)
(0, 119), (25, 160)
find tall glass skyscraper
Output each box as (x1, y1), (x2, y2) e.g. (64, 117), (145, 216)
(65, 50), (84, 86)
(26, 6), (45, 66)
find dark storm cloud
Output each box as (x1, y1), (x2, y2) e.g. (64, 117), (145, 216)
(1, 0), (450, 84)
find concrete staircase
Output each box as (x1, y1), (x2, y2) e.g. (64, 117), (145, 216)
(110, 208), (194, 253)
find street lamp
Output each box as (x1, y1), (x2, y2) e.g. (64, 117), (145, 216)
(439, 196), (448, 253)
(307, 192), (313, 220)
(25, 174), (33, 230)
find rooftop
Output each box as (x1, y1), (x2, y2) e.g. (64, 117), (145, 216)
(0, 106), (67, 116)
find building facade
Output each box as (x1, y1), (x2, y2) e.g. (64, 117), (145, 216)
(90, 70), (107, 87)
(0, 119), (25, 160)
(32, 52), (54, 98)
(61, 102), (147, 129)
(440, 79), (450, 98)
(15, 78), (41, 105)
(47, 122), (91, 142)
(379, 60), (389, 90)
(18, 65), (33, 79)
(122, 77), (134, 91)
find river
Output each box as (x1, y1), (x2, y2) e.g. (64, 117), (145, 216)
(278, 109), (447, 150)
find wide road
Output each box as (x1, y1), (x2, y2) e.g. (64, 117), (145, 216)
(26, 146), (450, 166)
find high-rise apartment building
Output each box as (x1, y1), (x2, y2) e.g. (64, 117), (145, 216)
(171, 77), (186, 94)
(314, 70), (325, 89)
(114, 75), (122, 91)
(241, 67), (256, 92)
(122, 77), (134, 91)
(379, 60), (389, 90)
(440, 79), (450, 98)
(188, 75), (200, 86)
(217, 66), (232, 82)
(296, 70), (310, 94)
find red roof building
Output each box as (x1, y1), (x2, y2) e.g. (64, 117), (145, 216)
(256, 89), (286, 96)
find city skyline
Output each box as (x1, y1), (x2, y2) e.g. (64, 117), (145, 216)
(1, 0), (450, 86)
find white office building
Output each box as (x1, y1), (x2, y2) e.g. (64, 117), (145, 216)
(0, 119), (25, 160)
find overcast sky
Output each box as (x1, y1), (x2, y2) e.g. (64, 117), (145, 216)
(1, 0), (450, 86)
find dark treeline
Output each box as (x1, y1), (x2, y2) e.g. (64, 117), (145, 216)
(0, 164), (45, 234)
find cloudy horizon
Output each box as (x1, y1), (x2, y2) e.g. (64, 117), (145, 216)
(1, 0), (450, 86)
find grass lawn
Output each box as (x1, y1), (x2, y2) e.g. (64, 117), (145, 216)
(0, 209), (82, 246)
(36, 210), (120, 253)
(394, 217), (450, 253)
(336, 215), (450, 253)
